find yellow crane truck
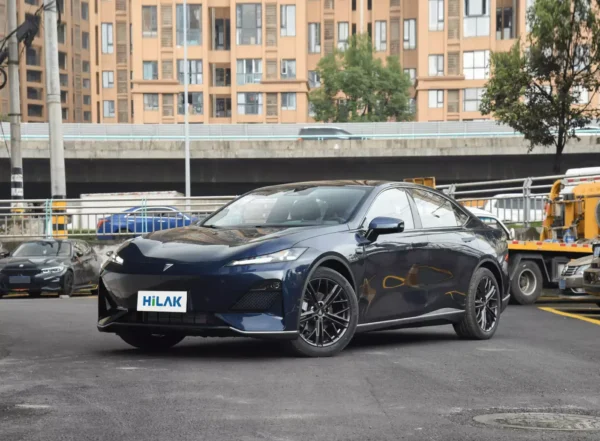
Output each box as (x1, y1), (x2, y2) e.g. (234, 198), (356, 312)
(407, 174), (600, 305)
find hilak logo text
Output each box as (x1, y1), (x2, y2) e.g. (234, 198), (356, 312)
(142, 295), (183, 308)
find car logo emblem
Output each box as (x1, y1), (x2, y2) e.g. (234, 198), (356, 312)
(163, 264), (173, 272)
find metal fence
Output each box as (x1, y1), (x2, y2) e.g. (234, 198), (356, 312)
(0, 121), (526, 141)
(0, 196), (234, 239)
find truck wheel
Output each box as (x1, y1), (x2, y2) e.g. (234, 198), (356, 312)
(510, 261), (543, 305)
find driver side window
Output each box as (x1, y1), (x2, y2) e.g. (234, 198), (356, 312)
(364, 188), (415, 230)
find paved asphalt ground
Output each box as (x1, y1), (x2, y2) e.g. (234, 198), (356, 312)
(1, 296), (599, 441)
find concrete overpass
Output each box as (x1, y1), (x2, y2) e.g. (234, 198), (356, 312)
(1, 136), (599, 199)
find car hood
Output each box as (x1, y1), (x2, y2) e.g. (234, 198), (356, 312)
(119, 224), (347, 265)
(0, 256), (69, 270)
(568, 255), (593, 267)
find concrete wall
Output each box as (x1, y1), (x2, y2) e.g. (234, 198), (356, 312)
(2, 135), (599, 160)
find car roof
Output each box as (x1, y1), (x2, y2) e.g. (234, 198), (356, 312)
(467, 207), (500, 218)
(248, 180), (447, 194)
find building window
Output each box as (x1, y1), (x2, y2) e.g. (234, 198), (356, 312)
(404, 68), (416, 85)
(281, 93), (296, 110)
(60, 73), (68, 86)
(84, 111), (91, 121)
(178, 92), (204, 114)
(83, 95), (91, 105)
(214, 98), (232, 117)
(429, 0), (444, 31)
(428, 55), (444, 76)
(83, 78), (90, 89)
(177, 59), (203, 84)
(280, 5), (296, 36)
(281, 59), (296, 79)
(338, 22), (349, 50)
(403, 19), (416, 49)
(237, 92), (263, 115)
(308, 70), (321, 88)
(236, 4), (262, 45)
(102, 71), (114, 88)
(101, 23), (114, 53)
(463, 50), (490, 79)
(214, 68), (231, 86)
(81, 2), (89, 20)
(144, 94), (159, 111)
(308, 23), (321, 53)
(143, 61), (159, 80)
(82, 31), (89, 49)
(58, 23), (66, 44)
(236, 59), (262, 85)
(27, 87), (43, 100)
(82, 61), (90, 73)
(464, 87), (485, 111)
(142, 6), (158, 38)
(496, 7), (513, 40)
(375, 21), (387, 51)
(25, 0), (39, 5)
(103, 100), (115, 117)
(573, 86), (589, 104)
(26, 47), (41, 66)
(28, 104), (44, 117)
(58, 52), (67, 70)
(428, 90), (444, 108)
(60, 90), (68, 104)
(176, 4), (202, 45)
(61, 108), (68, 120)
(464, 0), (490, 37)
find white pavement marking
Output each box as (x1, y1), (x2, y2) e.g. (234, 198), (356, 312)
(15, 404), (51, 409)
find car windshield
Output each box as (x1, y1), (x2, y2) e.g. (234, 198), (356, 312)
(203, 186), (371, 228)
(12, 241), (72, 257)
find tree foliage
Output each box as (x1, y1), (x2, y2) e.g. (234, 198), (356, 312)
(309, 34), (413, 123)
(480, 0), (600, 172)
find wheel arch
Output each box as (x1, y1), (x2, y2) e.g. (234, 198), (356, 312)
(310, 253), (357, 295)
(475, 258), (505, 296)
(508, 253), (550, 282)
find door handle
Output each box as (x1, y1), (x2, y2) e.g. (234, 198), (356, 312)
(462, 236), (476, 242)
(411, 242), (429, 248)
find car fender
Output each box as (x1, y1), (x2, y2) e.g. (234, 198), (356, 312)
(475, 256), (507, 297)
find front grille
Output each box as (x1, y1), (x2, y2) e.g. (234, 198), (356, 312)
(119, 311), (225, 326)
(2, 268), (41, 276)
(562, 266), (578, 277)
(231, 291), (280, 312)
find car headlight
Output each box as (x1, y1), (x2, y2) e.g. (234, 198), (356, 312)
(42, 265), (65, 274)
(227, 248), (307, 266)
(576, 264), (590, 274)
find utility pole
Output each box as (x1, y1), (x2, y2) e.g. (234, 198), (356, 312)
(183, 0), (191, 202)
(8, 0), (23, 210)
(44, 3), (66, 200)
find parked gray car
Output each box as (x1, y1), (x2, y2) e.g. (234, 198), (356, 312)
(558, 255), (592, 295)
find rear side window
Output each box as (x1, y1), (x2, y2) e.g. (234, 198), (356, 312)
(411, 189), (468, 229)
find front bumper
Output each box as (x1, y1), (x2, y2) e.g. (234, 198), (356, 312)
(583, 268), (600, 296)
(97, 263), (308, 339)
(0, 272), (65, 293)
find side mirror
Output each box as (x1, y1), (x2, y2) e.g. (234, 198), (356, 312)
(106, 251), (114, 257)
(367, 216), (404, 241)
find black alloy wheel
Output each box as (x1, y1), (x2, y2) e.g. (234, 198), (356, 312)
(286, 267), (358, 357)
(61, 271), (74, 296)
(474, 276), (500, 333)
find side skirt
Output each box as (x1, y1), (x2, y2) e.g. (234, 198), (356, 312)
(355, 308), (465, 333)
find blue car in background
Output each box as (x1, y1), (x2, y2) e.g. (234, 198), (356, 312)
(96, 206), (198, 239)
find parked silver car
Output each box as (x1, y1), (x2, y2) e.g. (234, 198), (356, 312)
(558, 255), (592, 294)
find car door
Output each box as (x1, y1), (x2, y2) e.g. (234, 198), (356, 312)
(360, 187), (430, 323)
(76, 241), (96, 285)
(409, 188), (479, 313)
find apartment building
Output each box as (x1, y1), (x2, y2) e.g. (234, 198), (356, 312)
(4, 0), (592, 124)
(0, 0), (93, 123)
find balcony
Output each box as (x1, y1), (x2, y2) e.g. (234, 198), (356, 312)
(210, 64), (231, 87)
(178, 92), (204, 115)
(211, 96), (232, 119)
(236, 73), (262, 86)
(210, 8), (231, 51)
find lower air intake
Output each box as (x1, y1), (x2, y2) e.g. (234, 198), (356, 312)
(230, 291), (280, 312)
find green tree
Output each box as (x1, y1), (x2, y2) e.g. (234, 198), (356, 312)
(480, 0), (600, 173)
(309, 34), (413, 123)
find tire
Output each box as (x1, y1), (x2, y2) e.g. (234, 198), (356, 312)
(510, 261), (543, 305)
(60, 271), (74, 296)
(453, 268), (501, 340)
(28, 290), (42, 298)
(117, 331), (185, 351)
(90, 288), (99, 296)
(285, 267), (358, 357)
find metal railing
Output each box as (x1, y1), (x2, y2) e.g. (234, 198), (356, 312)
(0, 196), (234, 239)
(439, 171), (600, 226)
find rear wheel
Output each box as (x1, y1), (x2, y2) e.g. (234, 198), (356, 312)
(454, 268), (501, 340)
(510, 261), (543, 305)
(285, 267), (358, 358)
(117, 332), (185, 351)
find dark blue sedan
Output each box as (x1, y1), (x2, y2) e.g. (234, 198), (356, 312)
(98, 181), (510, 357)
(96, 206), (197, 239)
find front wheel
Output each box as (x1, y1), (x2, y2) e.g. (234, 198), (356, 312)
(117, 331), (185, 351)
(285, 267), (358, 357)
(454, 268), (501, 340)
(510, 261), (543, 305)
(60, 271), (74, 296)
